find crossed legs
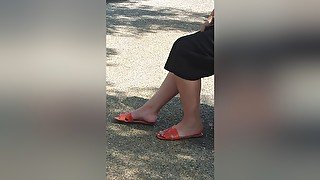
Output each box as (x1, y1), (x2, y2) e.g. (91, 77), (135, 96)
(131, 72), (203, 136)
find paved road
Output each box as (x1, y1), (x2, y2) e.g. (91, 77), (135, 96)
(106, 0), (214, 179)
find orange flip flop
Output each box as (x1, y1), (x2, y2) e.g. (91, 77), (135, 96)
(156, 126), (204, 141)
(114, 112), (156, 125)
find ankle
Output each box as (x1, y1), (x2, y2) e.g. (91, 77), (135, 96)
(180, 116), (203, 129)
(141, 104), (158, 115)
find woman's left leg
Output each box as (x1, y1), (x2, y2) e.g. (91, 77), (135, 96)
(172, 75), (203, 137)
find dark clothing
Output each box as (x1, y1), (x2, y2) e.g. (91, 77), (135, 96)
(164, 26), (214, 80)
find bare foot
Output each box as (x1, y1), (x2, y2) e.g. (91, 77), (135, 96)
(173, 116), (204, 137)
(131, 105), (158, 123)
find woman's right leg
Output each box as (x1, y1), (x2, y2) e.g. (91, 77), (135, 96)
(131, 72), (178, 122)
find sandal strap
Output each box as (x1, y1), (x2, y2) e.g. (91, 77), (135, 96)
(161, 127), (180, 140)
(118, 113), (133, 122)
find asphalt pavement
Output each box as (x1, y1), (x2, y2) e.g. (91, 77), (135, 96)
(106, 1), (214, 179)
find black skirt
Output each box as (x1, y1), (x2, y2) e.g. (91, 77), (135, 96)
(164, 26), (214, 80)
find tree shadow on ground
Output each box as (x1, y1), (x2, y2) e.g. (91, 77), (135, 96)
(106, 47), (118, 57)
(106, 2), (207, 37)
(106, 48), (120, 67)
(106, 88), (214, 179)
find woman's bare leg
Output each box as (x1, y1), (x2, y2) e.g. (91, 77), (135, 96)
(131, 72), (204, 136)
(131, 72), (178, 122)
(171, 75), (203, 136)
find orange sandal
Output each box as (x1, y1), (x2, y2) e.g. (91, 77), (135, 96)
(114, 112), (156, 125)
(156, 126), (204, 141)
